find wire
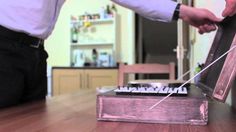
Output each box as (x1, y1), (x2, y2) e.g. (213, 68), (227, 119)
(149, 45), (236, 110)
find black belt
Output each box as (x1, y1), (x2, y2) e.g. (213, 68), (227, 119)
(0, 25), (44, 48)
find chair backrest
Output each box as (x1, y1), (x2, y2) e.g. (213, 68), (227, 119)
(118, 62), (175, 86)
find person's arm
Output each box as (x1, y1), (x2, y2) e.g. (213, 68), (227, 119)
(111, 0), (177, 22)
(179, 4), (222, 34)
(112, 0), (222, 34)
(222, 0), (236, 17)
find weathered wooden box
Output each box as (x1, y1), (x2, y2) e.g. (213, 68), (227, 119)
(97, 15), (236, 125)
(97, 87), (208, 125)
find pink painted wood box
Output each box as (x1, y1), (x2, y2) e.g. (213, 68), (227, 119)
(97, 87), (208, 125)
(97, 15), (236, 125)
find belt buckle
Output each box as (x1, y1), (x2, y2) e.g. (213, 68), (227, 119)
(30, 39), (42, 48)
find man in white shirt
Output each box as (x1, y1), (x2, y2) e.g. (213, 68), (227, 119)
(0, 0), (65, 108)
(0, 0), (235, 108)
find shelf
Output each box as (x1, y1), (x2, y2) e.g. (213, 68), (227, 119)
(72, 18), (114, 24)
(70, 14), (118, 67)
(71, 42), (114, 46)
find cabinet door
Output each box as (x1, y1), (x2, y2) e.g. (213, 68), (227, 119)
(52, 69), (84, 96)
(85, 69), (118, 89)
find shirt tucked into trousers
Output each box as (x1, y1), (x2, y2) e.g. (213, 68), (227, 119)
(0, 29), (48, 108)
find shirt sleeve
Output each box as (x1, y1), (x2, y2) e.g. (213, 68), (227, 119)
(111, 0), (178, 22)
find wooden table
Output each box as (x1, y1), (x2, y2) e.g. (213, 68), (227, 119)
(0, 89), (236, 132)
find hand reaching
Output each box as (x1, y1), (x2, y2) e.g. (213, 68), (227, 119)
(179, 5), (222, 34)
(222, 0), (236, 17)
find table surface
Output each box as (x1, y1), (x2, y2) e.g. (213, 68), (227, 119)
(0, 89), (236, 132)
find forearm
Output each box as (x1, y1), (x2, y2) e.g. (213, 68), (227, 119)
(179, 4), (192, 22)
(111, 0), (178, 22)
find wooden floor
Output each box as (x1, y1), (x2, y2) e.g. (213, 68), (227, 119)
(0, 89), (236, 132)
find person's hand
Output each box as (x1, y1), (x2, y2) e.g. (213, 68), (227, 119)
(179, 5), (222, 34)
(222, 0), (236, 17)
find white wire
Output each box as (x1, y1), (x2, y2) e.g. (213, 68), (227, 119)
(177, 69), (192, 80)
(149, 45), (236, 110)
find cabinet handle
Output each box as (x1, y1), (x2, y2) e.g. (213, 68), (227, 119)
(80, 74), (82, 88)
(87, 74), (89, 89)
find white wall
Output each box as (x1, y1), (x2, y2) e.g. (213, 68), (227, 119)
(191, 0), (233, 105)
(191, 0), (225, 66)
(45, 0), (135, 66)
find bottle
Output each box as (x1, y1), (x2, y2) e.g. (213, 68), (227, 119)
(194, 63), (202, 84)
(92, 49), (98, 66)
(99, 7), (106, 19)
(111, 4), (117, 17)
(106, 5), (112, 18)
(71, 24), (78, 43)
(71, 23), (78, 43)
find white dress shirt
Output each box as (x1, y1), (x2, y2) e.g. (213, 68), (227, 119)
(112, 0), (178, 22)
(0, 0), (65, 39)
(0, 0), (177, 39)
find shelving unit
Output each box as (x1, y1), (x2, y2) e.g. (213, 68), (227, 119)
(70, 15), (119, 66)
(76, 18), (114, 23)
(71, 41), (114, 46)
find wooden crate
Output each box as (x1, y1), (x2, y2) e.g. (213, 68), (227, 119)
(96, 15), (236, 125)
(97, 87), (208, 125)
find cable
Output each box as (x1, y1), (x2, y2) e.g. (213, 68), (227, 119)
(149, 45), (236, 110)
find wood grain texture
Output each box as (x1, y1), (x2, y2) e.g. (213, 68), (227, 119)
(97, 87), (208, 125)
(0, 89), (236, 132)
(52, 69), (118, 96)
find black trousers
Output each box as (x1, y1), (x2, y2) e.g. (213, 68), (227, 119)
(0, 33), (48, 108)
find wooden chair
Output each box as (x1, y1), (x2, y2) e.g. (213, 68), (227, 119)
(118, 62), (175, 86)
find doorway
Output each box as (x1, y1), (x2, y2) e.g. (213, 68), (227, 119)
(135, 12), (190, 80)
